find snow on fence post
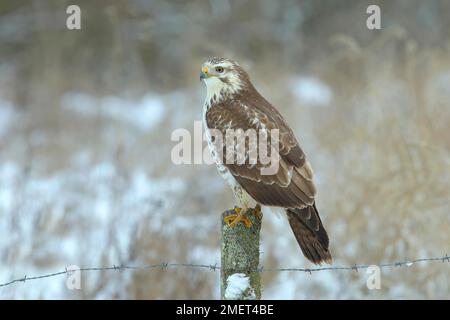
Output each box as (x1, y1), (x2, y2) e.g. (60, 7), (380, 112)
(220, 208), (262, 300)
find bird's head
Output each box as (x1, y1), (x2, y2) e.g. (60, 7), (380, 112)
(200, 57), (250, 104)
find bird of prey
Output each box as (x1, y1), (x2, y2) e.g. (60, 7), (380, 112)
(200, 57), (332, 264)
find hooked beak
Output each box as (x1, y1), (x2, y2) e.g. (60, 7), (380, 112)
(199, 66), (209, 81)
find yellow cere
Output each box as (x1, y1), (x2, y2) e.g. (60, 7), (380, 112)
(202, 66), (209, 74)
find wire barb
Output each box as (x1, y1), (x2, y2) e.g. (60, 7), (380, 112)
(209, 263), (218, 272)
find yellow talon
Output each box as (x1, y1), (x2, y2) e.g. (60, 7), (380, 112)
(224, 209), (253, 228)
(254, 204), (262, 220)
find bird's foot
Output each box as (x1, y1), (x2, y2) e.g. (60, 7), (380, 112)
(224, 207), (253, 228)
(253, 204), (263, 220)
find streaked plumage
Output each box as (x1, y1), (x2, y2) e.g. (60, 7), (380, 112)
(200, 57), (332, 264)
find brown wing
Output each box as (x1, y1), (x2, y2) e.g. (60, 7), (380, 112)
(206, 95), (316, 209)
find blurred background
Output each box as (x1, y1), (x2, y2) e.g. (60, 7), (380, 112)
(0, 0), (449, 299)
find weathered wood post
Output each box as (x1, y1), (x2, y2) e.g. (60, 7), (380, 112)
(220, 208), (262, 300)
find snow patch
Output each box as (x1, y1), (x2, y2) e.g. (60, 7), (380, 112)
(289, 76), (333, 106)
(0, 99), (18, 137)
(224, 273), (255, 300)
(61, 92), (166, 131)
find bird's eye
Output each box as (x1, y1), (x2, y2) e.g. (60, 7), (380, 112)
(215, 66), (224, 73)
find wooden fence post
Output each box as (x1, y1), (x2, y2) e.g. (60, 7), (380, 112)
(220, 208), (262, 300)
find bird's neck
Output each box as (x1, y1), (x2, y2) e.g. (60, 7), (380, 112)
(204, 79), (254, 108)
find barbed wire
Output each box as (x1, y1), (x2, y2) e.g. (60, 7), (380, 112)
(1, 254), (448, 288)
